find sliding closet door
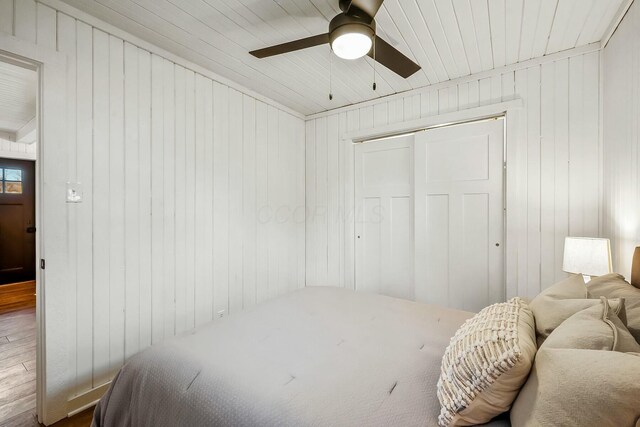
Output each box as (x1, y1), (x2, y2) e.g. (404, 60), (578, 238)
(355, 135), (414, 300)
(414, 119), (504, 311)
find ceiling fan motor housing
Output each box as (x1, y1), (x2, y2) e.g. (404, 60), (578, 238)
(328, 13), (376, 47)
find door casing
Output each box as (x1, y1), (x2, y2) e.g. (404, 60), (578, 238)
(1, 32), (69, 425)
(343, 99), (522, 302)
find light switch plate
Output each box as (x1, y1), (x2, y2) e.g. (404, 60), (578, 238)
(66, 182), (83, 203)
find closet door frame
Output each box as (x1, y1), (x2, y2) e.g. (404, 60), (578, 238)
(342, 99), (522, 301)
(0, 33), (69, 425)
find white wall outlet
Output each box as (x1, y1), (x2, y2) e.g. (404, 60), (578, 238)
(217, 310), (226, 318)
(66, 182), (83, 203)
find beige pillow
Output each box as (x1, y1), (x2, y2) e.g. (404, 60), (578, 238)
(511, 349), (640, 427)
(511, 299), (640, 427)
(437, 298), (536, 426)
(541, 297), (640, 353)
(530, 274), (596, 344)
(588, 273), (640, 343)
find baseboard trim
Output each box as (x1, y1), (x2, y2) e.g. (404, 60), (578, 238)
(67, 382), (110, 417)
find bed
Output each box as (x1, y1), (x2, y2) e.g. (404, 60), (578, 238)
(92, 286), (510, 426)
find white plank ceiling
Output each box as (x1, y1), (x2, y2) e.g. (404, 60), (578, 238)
(0, 60), (36, 135)
(58, 0), (625, 115)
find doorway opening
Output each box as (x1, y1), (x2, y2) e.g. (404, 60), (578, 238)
(354, 117), (506, 313)
(0, 58), (39, 425)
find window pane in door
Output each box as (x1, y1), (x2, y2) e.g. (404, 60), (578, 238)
(4, 169), (21, 181)
(5, 182), (22, 194)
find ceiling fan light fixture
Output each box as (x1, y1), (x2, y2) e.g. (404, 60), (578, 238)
(329, 14), (375, 60)
(331, 32), (372, 60)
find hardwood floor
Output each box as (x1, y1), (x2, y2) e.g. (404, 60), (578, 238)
(0, 281), (36, 315)
(0, 307), (37, 426)
(0, 283), (93, 426)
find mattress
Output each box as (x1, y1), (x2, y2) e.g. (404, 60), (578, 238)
(92, 287), (510, 426)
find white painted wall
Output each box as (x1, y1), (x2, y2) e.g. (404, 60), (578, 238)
(305, 48), (602, 300)
(602, 0), (640, 280)
(0, 138), (36, 160)
(0, 0), (305, 416)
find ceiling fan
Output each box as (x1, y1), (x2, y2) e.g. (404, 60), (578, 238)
(249, 0), (421, 79)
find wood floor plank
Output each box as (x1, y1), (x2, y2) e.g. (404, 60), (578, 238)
(0, 318), (36, 335)
(0, 409), (38, 427)
(0, 393), (36, 423)
(0, 380), (35, 408)
(0, 341), (35, 360)
(0, 364), (27, 382)
(22, 359), (35, 372)
(0, 311), (36, 324)
(0, 336), (33, 352)
(0, 303), (40, 426)
(0, 369), (35, 395)
(6, 327), (36, 343)
(0, 310), (33, 319)
(0, 348), (35, 371)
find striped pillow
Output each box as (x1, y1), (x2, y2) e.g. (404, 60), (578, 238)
(437, 298), (537, 427)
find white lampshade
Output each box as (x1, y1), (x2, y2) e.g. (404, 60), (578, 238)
(562, 237), (612, 277)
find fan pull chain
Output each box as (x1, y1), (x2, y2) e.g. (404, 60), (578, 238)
(373, 36), (377, 91)
(329, 46), (334, 101)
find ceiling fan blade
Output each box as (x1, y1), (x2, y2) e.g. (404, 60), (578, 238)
(250, 33), (330, 58)
(368, 36), (421, 79)
(346, 0), (384, 18)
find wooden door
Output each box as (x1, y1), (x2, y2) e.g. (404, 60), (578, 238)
(414, 119), (504, 311)
(355, 134), (414, 300)
(0, 158), (36, 285)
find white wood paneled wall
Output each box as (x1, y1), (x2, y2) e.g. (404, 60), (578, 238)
(602, 0), (640, 280)
(0, 0), (305, 406)
(305, 50), (601, 300)
(0, 138), (36, 159)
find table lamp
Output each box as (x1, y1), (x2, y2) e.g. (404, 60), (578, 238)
(562, 237), (612, 282)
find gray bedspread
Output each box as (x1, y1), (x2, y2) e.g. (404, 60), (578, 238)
(92, 287), (510, 426)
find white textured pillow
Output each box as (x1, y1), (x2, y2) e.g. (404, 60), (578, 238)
(437, 298), (537, 427)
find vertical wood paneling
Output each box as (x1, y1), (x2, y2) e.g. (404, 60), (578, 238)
(138, 49), (153, 351)
(14, 0), (36, 42)
(35, 3), (55, 49)
(0, 0), (13, 34)
(306, 51), (601, 300)
(525, 65), (541, 299)
(314, 116), (328, 285)
(228, 89), (243, 313)
(123, 42), (140, 358)
(256, 101), (269, 302)
(552, 59), (570, 283)
(267, 105), (280, 297)
(202, 77), (214, 320)
(242, 95), (257, 308)
(150, 54), (164, 343)
(212, 82), (229, 317)
(305, 120), (316, 286)
(75, 19), (94, 395)
(184, 69), (196, 328)
(52, 15), (303, 401)
(92, 28), (111, 386)
(540, 60), (557, 288)
(603, 0), (640, 279)
(162, 58), (176, 339)
(174, 64), (186, 334)
(56, 10), (78, 396)
(327, 114), (339, 287)
(108, 35), (125, 376)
